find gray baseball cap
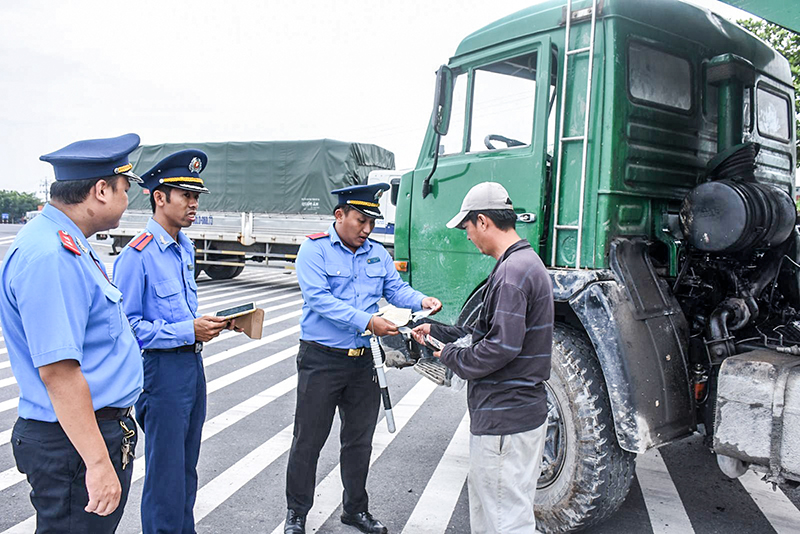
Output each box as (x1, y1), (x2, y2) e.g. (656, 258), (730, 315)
(446, 182), (514, 228)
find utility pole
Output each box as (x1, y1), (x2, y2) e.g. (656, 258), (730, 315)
(38, 177), (51, 203)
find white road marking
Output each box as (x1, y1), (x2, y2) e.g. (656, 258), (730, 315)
(203, 325), (301, 367)
(402, 411), (471, 534)
(4, 350), (302, 532)
(206, 347), (296, 394)
(0, 299), (302, 414)
(197, 285), (298, 313)
(270, 378), (439, 534)
(197, 275), (288, 301)
(739, 470), (800, 534)
(637, 448), (695, 534)
(210, 310), (301, 346)
(0, 375), (16, 390)
(0, 397), (17, 415)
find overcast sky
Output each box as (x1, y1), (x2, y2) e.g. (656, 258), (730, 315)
(0, 0), (750, 196)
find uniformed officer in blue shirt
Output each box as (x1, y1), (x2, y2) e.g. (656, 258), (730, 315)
(112, 149), (231, 534)
(284, 183), (442, 534)
(0, 133), (145, 533)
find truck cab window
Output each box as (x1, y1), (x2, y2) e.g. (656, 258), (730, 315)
(757, 85), (791, 140)
(629, 41), (691, 111)
(440, 74), (468, 155)
(468, 51), (538, 152)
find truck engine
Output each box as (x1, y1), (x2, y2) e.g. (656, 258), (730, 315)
(674, 141), (800, 484)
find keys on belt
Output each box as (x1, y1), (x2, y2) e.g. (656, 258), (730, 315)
(119, 420), (136, 470)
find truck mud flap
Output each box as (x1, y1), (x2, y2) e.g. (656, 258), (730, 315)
(566, 238), (695, 453)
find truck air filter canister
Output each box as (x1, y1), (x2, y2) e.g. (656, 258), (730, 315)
(679, 180), (795, 253)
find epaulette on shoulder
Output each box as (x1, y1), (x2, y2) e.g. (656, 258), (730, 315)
(128, 232), (154, 251)
(58, 230), (81, 256)
(306, 232), (329, 240)
(368, 237), (385, 248)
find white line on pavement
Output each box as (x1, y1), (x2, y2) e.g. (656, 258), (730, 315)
(0, 302), (302, 415)
(197, 284), (298, 313)
(203, 325), (301, 367)
(270, 378), (439, 534)
(739, 470), (800, 534)
(0, 397), (17, 415)
(401, 412), (470, 534)
(210, 309), (301, 346)
(636, 448), (695, 534)
(206, 347), (296, 394)
(0, 375), (16, 390)
(2, 347), (302, 525)
(197, 273), (291, 301)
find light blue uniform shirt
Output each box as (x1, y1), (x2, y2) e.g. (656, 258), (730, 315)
(0, 204), (143, 422)
(113, 218), (199, 350)
(297, 223), (426, 349)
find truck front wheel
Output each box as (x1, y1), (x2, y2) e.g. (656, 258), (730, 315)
(535, 324), (636, 532)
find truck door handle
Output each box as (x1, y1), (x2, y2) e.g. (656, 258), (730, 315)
(517, 213), (536, 223)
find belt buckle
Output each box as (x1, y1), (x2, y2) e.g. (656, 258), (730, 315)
(347, 348), (363, 357)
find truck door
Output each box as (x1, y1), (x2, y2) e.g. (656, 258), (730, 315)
(408, 38), (555, 321)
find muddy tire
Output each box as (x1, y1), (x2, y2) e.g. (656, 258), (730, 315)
(536, 324), (635, 532)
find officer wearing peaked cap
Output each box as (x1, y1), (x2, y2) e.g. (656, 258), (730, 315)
(113, 148), (232, 534)
(0, 134), (144, 532)
(283, 183), (442, 534)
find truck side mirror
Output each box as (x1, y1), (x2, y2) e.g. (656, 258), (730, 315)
(390, 178), (401, 206)
(431, 65), (453, 136)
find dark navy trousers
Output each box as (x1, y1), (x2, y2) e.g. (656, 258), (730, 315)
(11, 414), (137, 533)
(285, 341), (380, 516)
(137, 349), (206, 534)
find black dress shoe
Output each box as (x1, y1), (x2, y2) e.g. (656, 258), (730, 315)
(284, 509), (306, 534)
(340, 511), (388, 534)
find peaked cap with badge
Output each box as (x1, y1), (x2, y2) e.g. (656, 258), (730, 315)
(39, 133), (142, 183)
(331, 183), (390, 219)
(139, 149), (210, 194)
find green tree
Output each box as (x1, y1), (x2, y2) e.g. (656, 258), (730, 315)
(738, 18), (800, 165)
(0, 190), (41, 222)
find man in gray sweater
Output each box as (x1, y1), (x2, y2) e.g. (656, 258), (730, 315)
(412, 182), (553, 534)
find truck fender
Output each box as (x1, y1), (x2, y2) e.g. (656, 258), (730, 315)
(555, 238), (695, 453)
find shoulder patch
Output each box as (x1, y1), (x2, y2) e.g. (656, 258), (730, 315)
(128, 232), (153, 251)
(306, 232), (329, 240)
(58, 230), (81, 256)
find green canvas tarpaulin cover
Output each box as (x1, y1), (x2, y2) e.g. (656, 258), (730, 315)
(127, 139), (395, 214)
(720, 0), (800, 34)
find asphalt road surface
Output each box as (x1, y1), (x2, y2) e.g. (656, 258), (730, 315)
(0, 223), (798, 533)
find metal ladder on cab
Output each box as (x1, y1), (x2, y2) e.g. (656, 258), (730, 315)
(550, 0), (599, 268)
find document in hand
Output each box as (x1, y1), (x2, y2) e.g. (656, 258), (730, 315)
(215, 302), (264, 340)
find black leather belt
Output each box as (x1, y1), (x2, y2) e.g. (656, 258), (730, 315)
(304, 340), (367, 357)
(145, 342), (203, 354)
(95, 406), (133, 421)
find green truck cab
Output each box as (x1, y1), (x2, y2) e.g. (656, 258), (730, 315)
(393, 0), (798, 530)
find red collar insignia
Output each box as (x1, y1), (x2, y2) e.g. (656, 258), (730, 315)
(58, 230), (81, 256)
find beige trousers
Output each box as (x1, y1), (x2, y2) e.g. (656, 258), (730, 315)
(468, 423), (547, 534)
